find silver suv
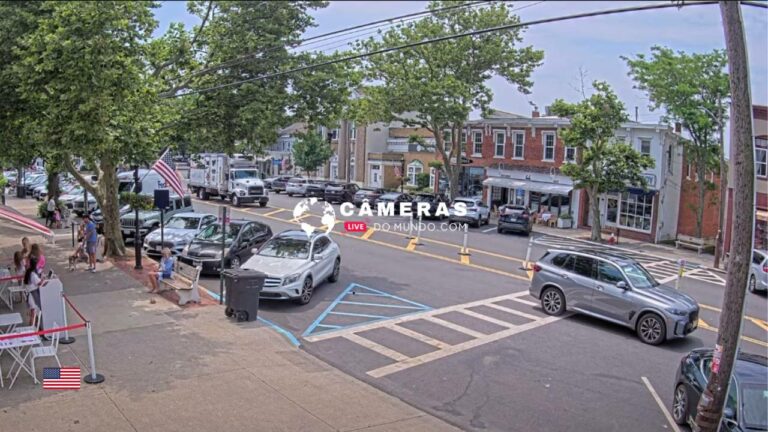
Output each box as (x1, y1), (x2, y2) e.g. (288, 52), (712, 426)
(529, 249), (700, 345)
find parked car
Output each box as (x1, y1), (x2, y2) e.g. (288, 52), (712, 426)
(377, 192), (413, 215)
(120, 194), (194, 239)
(412, 193), (450, 219)
(325, 183), (359, 204)
(143, 212), (218, 258)
(749, 249), (768, 293)
(270, 176), (295, 194)
(353, 188), (386, 207)
(305, 181), (332, 199)
(497, 205), (533, 235)
(529, 249), (700, 345)
(286, 178), (315, 197)
(448, 197), (490, 227)
(180, 219), (272, 274)
(263, 177), (277, 189)
(671, 348), (767, 431)
(241, 230), (341, 305)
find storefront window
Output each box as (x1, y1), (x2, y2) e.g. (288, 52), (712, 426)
(529, 192), (541, 213)
(511, 189), (525, 206)
(606, 197), (618, 223)
(407, 160), (423, 186)
(619, 192), (653, 232)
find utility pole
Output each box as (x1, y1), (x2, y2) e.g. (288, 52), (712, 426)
(695, 2), (754, 431)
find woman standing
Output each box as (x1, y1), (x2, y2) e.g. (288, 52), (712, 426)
(30, 243), (46, 272)
(23, 257), (42, 318)
(147, 248), (174, 293)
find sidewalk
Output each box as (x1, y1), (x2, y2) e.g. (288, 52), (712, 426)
(531, 223), (721, 271)
(0, 198), (458, 432)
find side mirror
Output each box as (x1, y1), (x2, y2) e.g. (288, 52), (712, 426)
(723, 407), (736, 421)
(616, 281), (629, 290)
(251, 248), (259, 254)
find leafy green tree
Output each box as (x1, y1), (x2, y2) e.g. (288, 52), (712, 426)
(550, 82), (654, 241)
(355, 1), (543, 198)
(292, 132), (333, 177)
(623, 47), (729, 240)
(14, 1), (164, 255)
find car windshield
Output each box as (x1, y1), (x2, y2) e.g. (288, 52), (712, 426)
(258, 237), (310, 260)
(414, 195), (435, 202)
(195, 223), (241, 244)
(165, 216), (200, 230)
(231, 170), (259, 180)
(357, 190), (375, 195)
(741, 383), (768, 430)
(454, 199), (475, 208)
(380, 194), (399, 200)
(621, 262), (659, 289)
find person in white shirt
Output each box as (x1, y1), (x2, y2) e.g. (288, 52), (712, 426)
(46, 197), (56, 228)
(23, 257), (42, 321)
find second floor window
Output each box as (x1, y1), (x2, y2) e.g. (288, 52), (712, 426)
(565, 146), (577, 163)
(757, 147), (767, 177)
(640, 138), (652, 156)
(472, 131), (483, 155)
(494, 132), (505, 157)
(513, 131), (524, 159)
(543, 133), (556, 161)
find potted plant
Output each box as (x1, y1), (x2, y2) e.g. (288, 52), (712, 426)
(557, 212), (573, 229)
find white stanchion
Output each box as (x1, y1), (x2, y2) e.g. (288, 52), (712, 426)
(415, 215), (423, 245)
(407, 213), (414, 239)
(524, 236), (534, 270)
(83, 321), (104, 384)
(459, 223), (470, 256)
(59, 292), (75, 344)
(675, 259), (686, 290)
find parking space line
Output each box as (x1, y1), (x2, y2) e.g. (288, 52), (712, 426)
(482, 226), (496, 233)
(368, 314), (564, 378)
(698, 318), (768, 348)
(389, 325), (450, 349)
(344, 333), (411, 362)
(423, 317), (487, 339)
(330, 311), (391, 320)
(657, 275), (678, 284)
(361, 228), (375, 240)
(509, 297), (538, 307)
(484, 303), (541, 321)
(263, 209), (285, 217)
(458, 309), (516, 329)
(316, 324), (342, 330)
(699, 304), (768, 330)
(339, 301), (425, 310)
(641, 377), (681, 432)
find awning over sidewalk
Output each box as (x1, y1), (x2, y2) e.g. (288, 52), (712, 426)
(0, 205), (53, 239)
(757, 210), (768, 222)
(483, 177), (573, 195)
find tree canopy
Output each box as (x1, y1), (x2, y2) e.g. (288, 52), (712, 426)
(551, 81), (654, 241)
(292, 132), (333, 176)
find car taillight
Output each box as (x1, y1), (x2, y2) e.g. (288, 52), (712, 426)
(533, 264), (542, 272)
(763, 264), (768, 273)
(520, 214), (529, 220)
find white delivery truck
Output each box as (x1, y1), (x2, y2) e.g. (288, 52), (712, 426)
(188, 153), (269, 207)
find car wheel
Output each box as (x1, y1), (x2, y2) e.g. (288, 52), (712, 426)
(748, 275), (756, 293)
(497, 226), (503, 234)
(672, 383), (689, 425)
(235, 310), (249, 322)
(541, 287), (566, 316)
(224, 307), (234, 318)
(328, 258), (340, 283)
(230, 256), (241, 269)
(637, 313), (666, 345)
(484, 214), (490, 225)
(232, 195), (240, 207)
(473, 217), (481, 228)
(287, 193), (293, 197)
(295, 277), (313, 305)
(259, 202), (267, 208)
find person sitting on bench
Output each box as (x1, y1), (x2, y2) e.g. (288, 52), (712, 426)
(147, 248), (174, 294)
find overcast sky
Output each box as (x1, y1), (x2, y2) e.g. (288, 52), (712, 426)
(154, 1), (768, 124)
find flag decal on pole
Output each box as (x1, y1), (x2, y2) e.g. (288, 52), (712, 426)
(153, 148), (186, 198)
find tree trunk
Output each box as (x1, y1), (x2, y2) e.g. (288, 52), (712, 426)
(98, 159), (125, 257)
(695, 3), (754, 431)
(587, 188), (602, 242)
(47, 170), (60, 203)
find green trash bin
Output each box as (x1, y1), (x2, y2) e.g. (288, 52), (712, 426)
(221, 268), (265, 322)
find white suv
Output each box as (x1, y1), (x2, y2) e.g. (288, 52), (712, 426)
(285, 178), (315, 197)
(241, 230), (341, 305)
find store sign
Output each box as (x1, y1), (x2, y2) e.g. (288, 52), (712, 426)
(642, 174), (656, 188)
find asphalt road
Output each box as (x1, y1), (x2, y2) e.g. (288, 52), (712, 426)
(171, 192), (766, 432)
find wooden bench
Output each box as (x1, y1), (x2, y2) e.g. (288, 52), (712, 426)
(159, 260), (201, 305)
(675, 235), (713, 255)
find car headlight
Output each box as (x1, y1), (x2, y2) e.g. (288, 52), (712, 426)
(666, 308), (688, 316)
(283, 273), (301, 286)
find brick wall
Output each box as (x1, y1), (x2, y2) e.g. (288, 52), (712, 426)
(464, 125), (569, 172)
(676, 151), (721, 240)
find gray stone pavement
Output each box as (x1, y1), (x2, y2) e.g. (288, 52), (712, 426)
(0, 197), (458, 432)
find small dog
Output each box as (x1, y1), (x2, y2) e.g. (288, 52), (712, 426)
(69, 243), (86, 271)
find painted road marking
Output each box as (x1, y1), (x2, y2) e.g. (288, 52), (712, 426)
(388, 325), (450, 349)
(699, 304), (768, 331)
(698, 318), (768, 348)
(459, 309), (517, 329)
(482, 226), (497, 233)
(460, 253), (470, 265)
(509, 296), (538, 307)
(263, 209), (285, 217)
(484, 302), (541, 321)
(406, 238), (417, 251)
(361, 228), (376, 240)
(344, 333), (410, 362)
(423, 316), (487, 339)
(641, 377), (681, 432)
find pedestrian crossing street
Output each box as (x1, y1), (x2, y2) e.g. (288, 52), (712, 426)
(304, 290), (566, 378)
(532, 235), (726, 287)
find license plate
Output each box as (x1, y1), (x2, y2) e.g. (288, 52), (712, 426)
(123, 229), (133, 236)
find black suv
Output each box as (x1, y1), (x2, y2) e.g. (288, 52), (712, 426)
(497, 205), (533, 235)
(412, 193), (450, 219)
(306, 181), (332, 199)
(270, 176), (294, 194)
(353, 188), (386, 207)
(325, 183), (359, 204)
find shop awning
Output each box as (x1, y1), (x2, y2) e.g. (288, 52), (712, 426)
(0, 205), (53, 239)
(483, 177), (573, 195)
(757, 210), (768, 221)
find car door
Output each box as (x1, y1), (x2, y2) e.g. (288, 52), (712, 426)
(246, 222), (271, 258)
(477, 200), (490, 219)
(591, 260), (637, 325)
(233, 224), (254, 260)
(311, 236), (333, 280)
(558, 254), (598, 310)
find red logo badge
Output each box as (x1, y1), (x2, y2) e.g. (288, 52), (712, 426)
(344, 221), (367, 232)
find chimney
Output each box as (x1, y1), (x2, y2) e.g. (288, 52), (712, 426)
(532, 110), (540, 118)
(674, 122), (682, 133)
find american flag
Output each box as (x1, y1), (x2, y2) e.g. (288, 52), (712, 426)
(152, 148), (186, 198)
(43, 367), (81, 389)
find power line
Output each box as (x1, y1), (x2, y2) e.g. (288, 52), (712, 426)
(164, 0), (766, 100)
(171, 0), (492, 83)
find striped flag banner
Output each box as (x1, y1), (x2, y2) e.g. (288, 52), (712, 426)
(0, 206), (53, 239)
(152, 148), (186, 198)
(43, 366), (81, 390)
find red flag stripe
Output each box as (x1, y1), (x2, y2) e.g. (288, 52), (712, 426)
(0, 208), (53, 237)
(152, 160), (185, 197)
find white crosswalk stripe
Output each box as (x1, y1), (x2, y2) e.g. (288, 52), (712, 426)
(532, 235), (725, 287)
(304, 291), (565, 378)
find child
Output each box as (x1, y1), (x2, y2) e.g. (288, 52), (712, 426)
(53, 207), (62, 229)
